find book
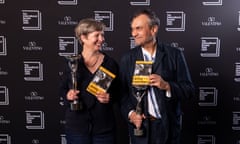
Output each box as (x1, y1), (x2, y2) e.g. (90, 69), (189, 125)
(87, 66), (116, 96)
(132, 60), (153, 86)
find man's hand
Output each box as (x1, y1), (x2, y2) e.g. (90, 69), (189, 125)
(129, 111), (145, 129)
(149, 74), (170, 91)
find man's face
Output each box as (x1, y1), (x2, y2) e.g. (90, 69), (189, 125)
(131, 14), (156, 47)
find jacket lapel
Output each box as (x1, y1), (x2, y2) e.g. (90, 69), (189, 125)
(135, 47), (144, 60)
(152, 44), (165, 73)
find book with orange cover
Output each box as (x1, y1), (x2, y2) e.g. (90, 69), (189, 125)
(132, 60), (153, 86)
(87, 66), (116, 96)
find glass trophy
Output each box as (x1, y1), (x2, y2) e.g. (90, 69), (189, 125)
(132, 86), (147, 136)
(65, 54), (83, 111)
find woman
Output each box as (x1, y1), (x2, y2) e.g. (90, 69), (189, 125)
(59, 18), (119, 144)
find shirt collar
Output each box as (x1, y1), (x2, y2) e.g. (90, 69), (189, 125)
(141, 47), (156, 61)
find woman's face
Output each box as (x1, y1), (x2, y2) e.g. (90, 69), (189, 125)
(81, 30), (105, 51)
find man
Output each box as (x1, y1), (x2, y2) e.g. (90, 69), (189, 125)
(119, 9), (195, 144)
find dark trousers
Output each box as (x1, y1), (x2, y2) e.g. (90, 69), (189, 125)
(149, 119), (166, 144)
(129, 118), (166, 144)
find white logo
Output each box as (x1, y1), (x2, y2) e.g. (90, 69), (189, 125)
(200, 67), (219, 77)
(237, 47), (240, 52)
(0, 134), (11, 144)
(32, 139), (40, 144)
(0, 36), (7, 56)
(202, 16), (222, 26)
(232, 111), (240, 130)
(0, 115), (10, 124)
(25, 91), (44, 101)
(23, 41), (43, 51)
(197, 135), (215, 144)
(0, 19), (6, 24)
(94, 11), (114, 31)
(24, 61), (43, 81)
(101, 42), (114, 51)
(58, 36), (78, 56)
(234, 62), (240, 82)
(130, 0), (150, 6)
(199, 87), (218, 106)
(166, 11), (186, 31)
(198, 115), (216, 125)
(170, 42), (184, 51)
(58, 16), (78, 26)
(58, 0), (77, 5)
(130, 37), (136, 49)
(202, 0), (222, 6)
(61, 134), (67, 144)
(0, 86), (9, 105)
(238, 11), (240, 31)
(25, 110), (45, 129)
(22, 10), (42, 30)
(233, 91), (240, 103)
(0, 67), (8, 75)
(0, 0), (5, 4)
(200, 37), (220, 57)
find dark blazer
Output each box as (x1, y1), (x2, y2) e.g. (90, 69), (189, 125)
(119, 42), (195, 144)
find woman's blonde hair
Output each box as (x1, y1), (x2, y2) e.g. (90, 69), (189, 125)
(75, 18), (105, 45)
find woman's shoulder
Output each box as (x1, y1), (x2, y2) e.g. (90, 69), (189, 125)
(101, 52), (119, 70)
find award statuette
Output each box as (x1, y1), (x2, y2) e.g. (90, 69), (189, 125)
(65, 54), (83, 111)
(132, 87), (147, 136)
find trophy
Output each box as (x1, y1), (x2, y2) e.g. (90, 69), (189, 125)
(132, 86), (147, 136)
(65, 54), (83, 111)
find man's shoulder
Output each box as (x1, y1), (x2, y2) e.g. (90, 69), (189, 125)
(121, 47), (140, 59)
(158, 42), (182, 56)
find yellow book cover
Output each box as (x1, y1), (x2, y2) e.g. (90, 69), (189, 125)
(132, 60), (153, 86)
(87, 66), (116, 96)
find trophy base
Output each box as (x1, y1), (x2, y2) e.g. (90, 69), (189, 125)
(134, 128), (143, 136)
(70, 101), (83, 111)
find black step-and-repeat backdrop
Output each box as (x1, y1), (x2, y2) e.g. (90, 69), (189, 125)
(1, 0), (240, 143)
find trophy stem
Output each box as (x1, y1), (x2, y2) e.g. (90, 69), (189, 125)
(132, 88), (147, 136)
(134, 105), (144, 136)
(72, 72), (77, 90)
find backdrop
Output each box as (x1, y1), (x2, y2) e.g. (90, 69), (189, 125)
(0, 0), (240, 144)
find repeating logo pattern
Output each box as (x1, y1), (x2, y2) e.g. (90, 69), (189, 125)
(1, 0), (240, 143)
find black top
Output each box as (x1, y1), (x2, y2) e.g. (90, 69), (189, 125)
(59, 52), (120, 135)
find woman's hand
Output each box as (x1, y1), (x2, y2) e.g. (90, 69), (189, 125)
(95, 91), (110, 103)
(66, 89), (79, 101)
